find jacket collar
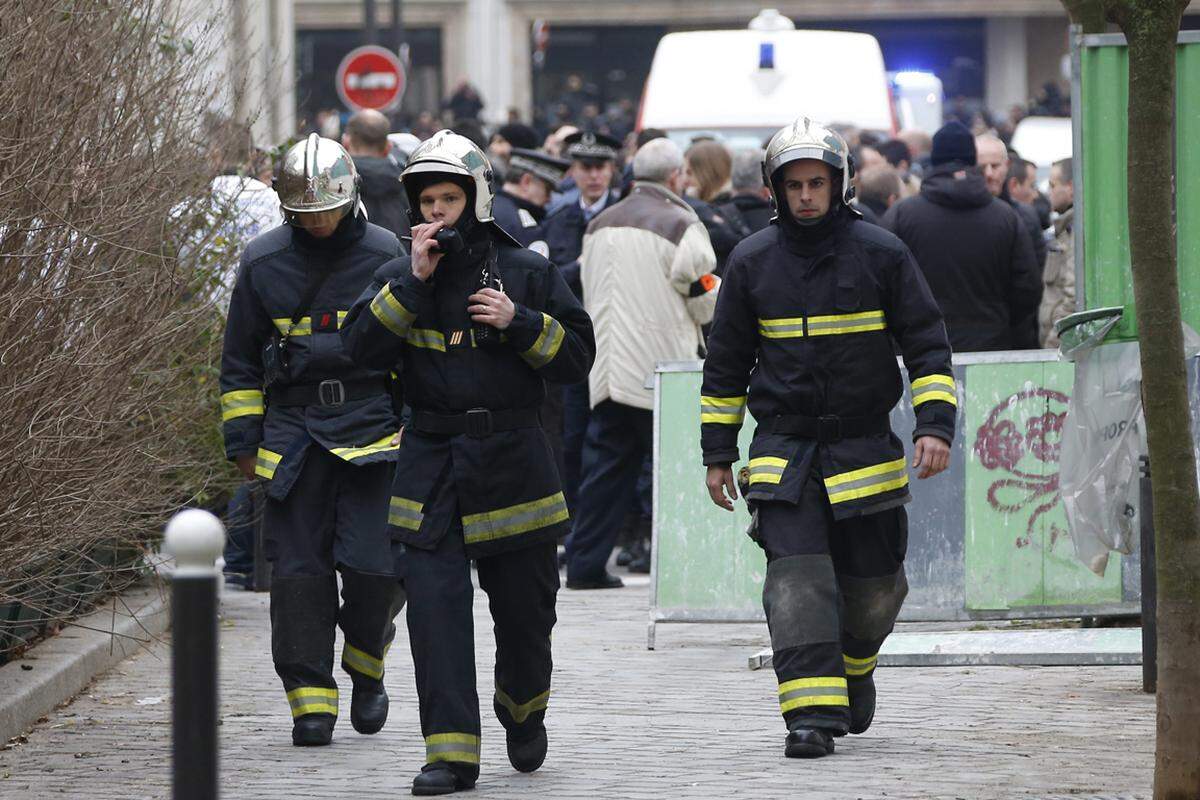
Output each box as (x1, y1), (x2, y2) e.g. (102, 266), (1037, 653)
(630, 181), (691, 212)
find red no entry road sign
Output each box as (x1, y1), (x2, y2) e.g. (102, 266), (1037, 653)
(336, 45), (406, 112)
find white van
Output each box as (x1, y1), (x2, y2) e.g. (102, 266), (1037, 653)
(638, 10), (895, 149)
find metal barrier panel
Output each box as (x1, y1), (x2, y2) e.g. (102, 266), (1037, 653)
(649, 353), (1137, 647)
(1078, 33), (1200, 340)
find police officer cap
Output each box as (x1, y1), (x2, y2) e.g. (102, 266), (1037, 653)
(563, 131), (621, 163)
(508, 148), (571, 186)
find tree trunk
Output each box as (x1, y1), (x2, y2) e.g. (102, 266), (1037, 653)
(1065, 0), (1200, 796)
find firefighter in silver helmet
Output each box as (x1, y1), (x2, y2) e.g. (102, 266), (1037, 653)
(341, 129), (595, 795)
(219, 133), (406, 747)
(701, 117), (956, 757)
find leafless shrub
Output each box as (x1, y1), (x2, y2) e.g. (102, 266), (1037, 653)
(0, 0), (257, 654)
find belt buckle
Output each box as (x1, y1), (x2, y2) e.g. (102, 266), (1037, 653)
(817, 415), (841, 443)
(318, 379), (346, 407)
(465, 408), (493, 438)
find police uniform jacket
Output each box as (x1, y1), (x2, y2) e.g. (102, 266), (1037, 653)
(341, 233), (596, 558)
(541, 189), (621, 294)
(700, 208), (956, 520)
(492, 189), (546, 249)
(219, 216), (404, 500)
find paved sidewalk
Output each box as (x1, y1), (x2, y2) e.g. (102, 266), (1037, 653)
(0, 574), (1154, 799)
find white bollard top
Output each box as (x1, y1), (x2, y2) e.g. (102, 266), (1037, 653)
(165, 509), (227, 574)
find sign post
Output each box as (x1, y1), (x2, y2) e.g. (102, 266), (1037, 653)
(336, 45), (406, 113)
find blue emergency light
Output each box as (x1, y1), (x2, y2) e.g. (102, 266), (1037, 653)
(759, 42), (775, 70)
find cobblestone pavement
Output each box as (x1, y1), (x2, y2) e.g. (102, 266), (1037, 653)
(0, 573), (1154, 799)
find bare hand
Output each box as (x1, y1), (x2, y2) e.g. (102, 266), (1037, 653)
(411, 221), (446, 281)
(390, 427), (404, 447)
(705, 464), (738, 511)
(467, 288), (516, 330)
(235, 454), (257, 481)
(912, 435), (951, 479)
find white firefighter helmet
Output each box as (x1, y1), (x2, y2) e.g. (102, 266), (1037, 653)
(762, 117), (855, 210)
(275, 133), (360, 226)
(401, 129), (497, 225)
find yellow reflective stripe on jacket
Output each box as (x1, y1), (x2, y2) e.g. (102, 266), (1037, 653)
(520, 312), (565, 369)
(255, 448), (283, 479)
(823, 458), (908, 505)
(389, 497), (424, 531)
(748, 456), (788, 485)
(758, 316), (805, 339)
(341, 642), (385, 680)
(286, 686), (338, 718)
(425, 732), (481, 765)
(369, 283), (417, 337)
(220, 389), (264, 421)
(462, 492), (569, 545)
(407, 328), (447, 351)
(495, 687), (550, 724)
(700, 395), (747, 425)
(271, 311), (349, 337)
(911, 373), (958, 408)
(806, 309), (886, 336)
(758, 310), (887, 339)
(778, 676), (849, 712)
(844, 652), (879, 677)
(329, 433), (400, 462)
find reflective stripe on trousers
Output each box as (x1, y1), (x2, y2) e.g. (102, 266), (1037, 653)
(425, 732), (481, 765)
(777, 677), (849, 713)
(286, 686), (338, 717)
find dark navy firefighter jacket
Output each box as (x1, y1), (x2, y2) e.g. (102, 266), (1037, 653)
(700, 212), (957, 519)
(341, 236), (595, 558)
(219, 216), (404, 500)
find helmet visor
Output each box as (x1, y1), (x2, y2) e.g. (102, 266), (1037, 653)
(287, 206), (348, 231)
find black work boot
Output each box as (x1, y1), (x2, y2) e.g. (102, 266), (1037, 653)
(292, 713), (335, 746)
(848, 675), (877, 735)
(411, 764), (475, 796)
(784, 727), (836, 758)
(507, 726), (548, 773)
(350, 681), (389, 734)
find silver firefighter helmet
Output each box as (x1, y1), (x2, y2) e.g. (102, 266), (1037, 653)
(762, 117), (855, 209)
(401, 129), (496, 225)
(275, 133), (360, 226)
(401, 129), (522, 247)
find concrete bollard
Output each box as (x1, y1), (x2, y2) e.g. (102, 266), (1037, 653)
(165, 509), (226, 800)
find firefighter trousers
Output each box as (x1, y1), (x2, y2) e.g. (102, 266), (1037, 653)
(754, 473), (908, 734)
(264, 446), (404, 723)
(401, 515), (559, 782)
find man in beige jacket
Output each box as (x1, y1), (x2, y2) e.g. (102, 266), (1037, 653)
(564, 137), (719, 588)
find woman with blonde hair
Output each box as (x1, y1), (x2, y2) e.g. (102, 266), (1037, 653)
(683, 138), (744, 273)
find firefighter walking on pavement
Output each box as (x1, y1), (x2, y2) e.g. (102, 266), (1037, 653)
(701, 118), (955, 758)
(219, 134), (407, 747)
(341, 130), (595, 795)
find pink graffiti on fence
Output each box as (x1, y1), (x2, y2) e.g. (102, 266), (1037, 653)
(973, 388), (1070, 549)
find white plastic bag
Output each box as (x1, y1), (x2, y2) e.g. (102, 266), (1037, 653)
(1059, 341), (1144, 575)
(1059, 318), (1200, 576)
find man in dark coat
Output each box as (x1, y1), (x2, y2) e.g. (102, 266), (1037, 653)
(540, 131), (622, 523)
(976, 135), (1046, 348)
(341, 130), (595, 796)
(718, 147), (774, 236)
(703, 116), (955, 759)
(883, 122), (1041, 352)
(491, 148), (570, 252)
(221, 134), (405, 747)
(343, 109), (410, 239)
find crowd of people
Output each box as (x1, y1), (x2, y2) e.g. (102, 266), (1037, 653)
(212, 93), (1084, 788)
(225, 95), (1077, 589)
